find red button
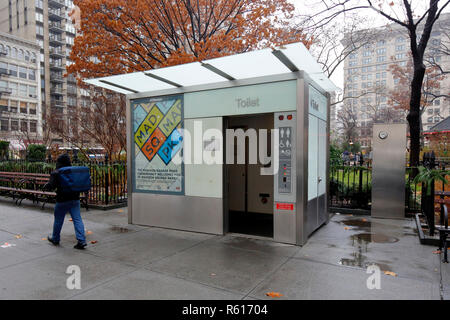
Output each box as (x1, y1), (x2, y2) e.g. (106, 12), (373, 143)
(279, 115), (284, 121)
(287, 115), (293, 120)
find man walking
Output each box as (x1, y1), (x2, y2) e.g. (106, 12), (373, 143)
(45, 154), (87, 249)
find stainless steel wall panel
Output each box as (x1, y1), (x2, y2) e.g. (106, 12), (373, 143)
(132, 193), (224, 235)
(372, 124), (407, 219)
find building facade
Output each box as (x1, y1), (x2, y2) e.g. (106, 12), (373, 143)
(340, 14), (450, 150)
(0, 32), (41, 151)
(0, 0), (82, 146)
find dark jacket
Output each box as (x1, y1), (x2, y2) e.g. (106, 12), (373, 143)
(44, 154), (80, 203)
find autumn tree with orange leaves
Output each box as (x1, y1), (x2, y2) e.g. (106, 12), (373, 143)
(67, 0), (310, 79)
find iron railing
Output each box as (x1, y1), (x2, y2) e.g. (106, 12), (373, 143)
(330, 162), (372, 210)
(0, 159), (127, 207)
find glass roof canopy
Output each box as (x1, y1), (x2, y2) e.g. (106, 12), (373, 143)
(84, 42), (339, 95)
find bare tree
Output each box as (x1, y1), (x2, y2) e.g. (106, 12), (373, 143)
(300, 0), (450, 168)
(49, 87), (127, 160)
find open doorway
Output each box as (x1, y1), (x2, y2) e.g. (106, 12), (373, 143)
(225, 113), (274, 238)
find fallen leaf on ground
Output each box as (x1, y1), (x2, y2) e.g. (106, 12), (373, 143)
(90, 240), (98, 244)
(344, 227), (351, 230)
(69, 218), (73, 221)
(15, 235), (22, 239)
(266, 292), (283, 298)
(361, 218), (368, 222)
(86, 231), (93, 235)
(210, 273), (216, 276)
(41, 237), (47, 241)
(384, 271), (397, 277)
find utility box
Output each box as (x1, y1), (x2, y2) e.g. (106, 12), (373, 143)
(86, 43), (337, 245)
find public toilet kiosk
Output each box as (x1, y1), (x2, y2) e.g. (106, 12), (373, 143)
(86, 42), (337, 245)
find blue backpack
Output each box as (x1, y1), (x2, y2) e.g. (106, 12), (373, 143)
(58, 166), (91, 193)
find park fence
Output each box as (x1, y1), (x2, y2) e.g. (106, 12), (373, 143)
(0, 159), (127, 207)
(330, 161), (449, 213)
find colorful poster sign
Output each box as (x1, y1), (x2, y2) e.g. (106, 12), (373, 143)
(132, 95), (184, 194)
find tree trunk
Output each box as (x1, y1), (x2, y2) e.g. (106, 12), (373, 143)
(407, 60), (426, 168)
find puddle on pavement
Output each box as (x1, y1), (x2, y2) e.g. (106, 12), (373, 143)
(337, 232), (397, 272)
(110, 226), (130, 233)
(351, 233), (399, 243)
(339, 253), (393, 272)
(340, 219), (371, 229)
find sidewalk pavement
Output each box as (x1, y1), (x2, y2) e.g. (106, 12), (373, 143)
(0, 199), (445, 300)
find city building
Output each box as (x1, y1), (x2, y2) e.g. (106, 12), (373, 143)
(0, 0), (81, 146)
(0, 31), (41, 152)
(340, 14), (450, 149)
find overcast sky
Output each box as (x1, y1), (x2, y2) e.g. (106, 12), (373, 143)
(290, 0), (450, 89)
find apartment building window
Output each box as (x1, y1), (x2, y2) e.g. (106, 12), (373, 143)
(349, 60), (357, 67)
(66, 36), (75, 46)
(0, 62), (7, 75)
(10, 119), (18, 131)
(24, 1), (28, 25)
(396, 45), (405, 51)
(363, 51), (372, 57)
(396, 36), (405, 43)
(9, 82), (17, 95)
(29, 103), (36, 115)
(9, 101), (17, 113)
(20, 101), (27, 113)
(35, 0), (43, 9)
(35, 12), (43, 23)
(29, 86), (36, 97)
(16, 0), (19, 29)
(427, 117), (433, 123)
(376, 48), (386, 55)
(0, 99), (8, 112)
(36, 25), (43, 36)
(395, 53), (406, 60)
(19, 66), (27, 79)
(30, 121), (37, 133)
(9, 1), (12, 31)
(0, 119), (8, 131)
(428, 108), (434, 115)
(20, 120), (27, 132)
(394, 78), (400, 85)
(435, 100), (441, 106)
(377, 40), (386, 46)
(435, 109), (440, 114)
(349, 53), (358, 59)
(28, 69), (36, 80)
(435, 117), (441, 123)
(377, 56), (386, 62)
(19, 84), (27, 97)
(0, 119), (9, 131)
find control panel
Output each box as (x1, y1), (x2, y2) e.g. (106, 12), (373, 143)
(274, 112), (296, 203)
(278, 127), (292, 193)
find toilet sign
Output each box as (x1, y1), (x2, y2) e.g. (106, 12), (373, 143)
(132, 95), (184, 195)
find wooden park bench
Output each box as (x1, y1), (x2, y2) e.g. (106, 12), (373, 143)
(0, 171), (89, 210)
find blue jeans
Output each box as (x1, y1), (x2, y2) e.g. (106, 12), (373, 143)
(52, 200), (86, 244)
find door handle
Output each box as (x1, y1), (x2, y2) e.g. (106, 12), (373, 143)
(318, 177), (322, 183)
